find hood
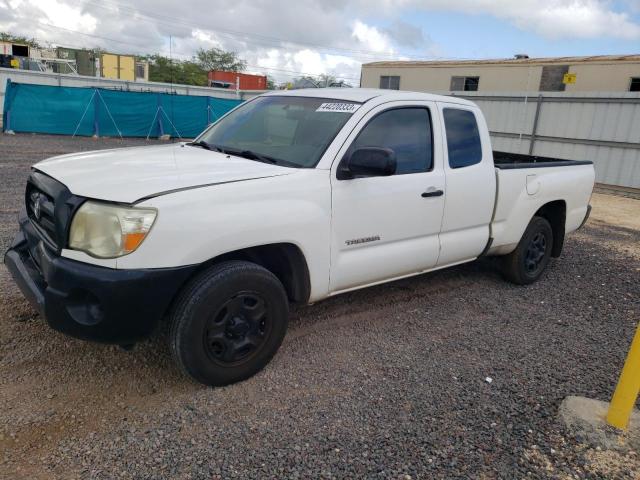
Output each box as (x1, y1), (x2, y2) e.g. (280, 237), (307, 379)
(34, 143), (295, 203)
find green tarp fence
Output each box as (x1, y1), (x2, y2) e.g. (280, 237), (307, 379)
(2, 80), (244, 138)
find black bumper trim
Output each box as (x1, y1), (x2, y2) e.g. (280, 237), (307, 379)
(4, 228), (197, 345)
(4, 244), (45, 317)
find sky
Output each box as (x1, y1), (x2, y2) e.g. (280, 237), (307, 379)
(0, 0), (639, 85)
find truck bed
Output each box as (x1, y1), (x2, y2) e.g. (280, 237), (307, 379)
(493, 151), (593, 170)
(488, 151), (595, 257)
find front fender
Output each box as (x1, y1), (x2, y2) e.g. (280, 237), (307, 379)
(116, 170), (332, 301)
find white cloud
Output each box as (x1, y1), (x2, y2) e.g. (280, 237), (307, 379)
(256, 49), (282, 70)
(495, 0), (640, 39)
(191, 30), (224, 49)
(0, 0), (638, 86)
(408, 0), (640, 40)
(351, 20), (395, 54)
(37, 0), (96, 32)
(249, 48), (360, 84)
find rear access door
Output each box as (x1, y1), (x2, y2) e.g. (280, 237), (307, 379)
(436, 102), (496, 266)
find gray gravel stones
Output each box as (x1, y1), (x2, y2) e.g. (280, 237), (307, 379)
(1, 133), (639, 479)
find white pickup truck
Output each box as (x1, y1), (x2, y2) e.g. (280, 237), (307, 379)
(5, 89), (594, 386)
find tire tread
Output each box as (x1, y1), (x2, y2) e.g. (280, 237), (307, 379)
(501, 216), (553, 285)
(168, 260), (288, 385)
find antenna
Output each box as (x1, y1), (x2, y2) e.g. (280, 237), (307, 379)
(169, 34), (175, 141)
(169, 35), (173, 89)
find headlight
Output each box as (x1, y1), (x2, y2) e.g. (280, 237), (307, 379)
(69, 201), (157, 258)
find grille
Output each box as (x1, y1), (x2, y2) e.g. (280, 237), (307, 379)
(24, 171), (84, 252)
(26, 183), (59, 248)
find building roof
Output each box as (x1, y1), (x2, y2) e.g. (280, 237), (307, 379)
(263, 87), (476, 106)
(363, 54), (640, 68)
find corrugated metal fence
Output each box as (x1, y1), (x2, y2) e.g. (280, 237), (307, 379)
(453, 91), (640, 189)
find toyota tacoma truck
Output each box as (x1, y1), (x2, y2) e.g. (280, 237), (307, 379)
(4, 89), (595, 386)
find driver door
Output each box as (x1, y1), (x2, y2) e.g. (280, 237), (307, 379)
(329, 101), (445, 293)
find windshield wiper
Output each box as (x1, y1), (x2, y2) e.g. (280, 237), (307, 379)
(237, 150), (278, 164)
(187, 140), (212, 150)
(189, 142), (301, 168)
(223, 148), (301, 168)
(186, 140), (224, 152)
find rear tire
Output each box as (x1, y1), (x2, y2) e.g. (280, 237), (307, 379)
(501, 216), (553, 285)
(169, 260), (289, 386)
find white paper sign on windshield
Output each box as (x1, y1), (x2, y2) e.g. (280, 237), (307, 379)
(316, 103), (360, 113)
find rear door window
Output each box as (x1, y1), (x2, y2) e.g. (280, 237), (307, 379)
(443, 108), (482, 169)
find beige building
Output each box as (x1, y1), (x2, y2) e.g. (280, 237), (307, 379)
(361, 55), (640, 93)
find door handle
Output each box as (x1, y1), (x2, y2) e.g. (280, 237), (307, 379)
(421, 189), (444, 198)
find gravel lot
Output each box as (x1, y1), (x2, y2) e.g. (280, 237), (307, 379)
(1, 133), (639, 479)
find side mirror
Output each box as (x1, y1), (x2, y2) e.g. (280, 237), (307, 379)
(338, 147), (397, 180)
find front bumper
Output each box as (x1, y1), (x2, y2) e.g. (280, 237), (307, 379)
(4, 218), (196, 345)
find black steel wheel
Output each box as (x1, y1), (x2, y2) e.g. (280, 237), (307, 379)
(501, 216), (553, 285)
(204, 292), (271, 366)
(169, 261), (289, 386)
(524, 231), (547, 275)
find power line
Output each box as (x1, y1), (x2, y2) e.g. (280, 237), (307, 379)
(33, 23), (361, 82)
(66, 0), (430, 62)
(244, 64), (360, 81)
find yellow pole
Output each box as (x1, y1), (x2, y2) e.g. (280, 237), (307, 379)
(607, 324), (640, 430)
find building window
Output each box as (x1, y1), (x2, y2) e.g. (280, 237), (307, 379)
(630, 78), (640, 92)
(380, 75), (400, 90)
(450, 76), (480, 92)
(135, 63), (145, 80)
(11, 44), (29, 57)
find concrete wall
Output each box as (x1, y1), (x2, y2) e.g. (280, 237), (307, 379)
(361, 61), (640, 93)
(0, 67), (265, 126)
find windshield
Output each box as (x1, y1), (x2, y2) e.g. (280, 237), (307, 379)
(196, 96), (360, 168)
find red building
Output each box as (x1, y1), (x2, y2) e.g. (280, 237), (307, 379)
(208, 71), (267, 90)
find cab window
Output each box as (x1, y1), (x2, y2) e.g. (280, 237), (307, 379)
(349, 107), (433, 175)
(443, 108), (482, 168)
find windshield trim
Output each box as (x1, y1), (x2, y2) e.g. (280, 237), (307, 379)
(193, 95), (365, 169)
(260, 94), (364, 104)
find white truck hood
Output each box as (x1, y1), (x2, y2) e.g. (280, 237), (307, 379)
(34, 143), (295, 203)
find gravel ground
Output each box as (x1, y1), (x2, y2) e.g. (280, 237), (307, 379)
(1, 133), (639, 479)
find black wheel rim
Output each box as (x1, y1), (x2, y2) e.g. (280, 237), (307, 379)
(204, 292), (270, 366)
(524, 232), (547, 274)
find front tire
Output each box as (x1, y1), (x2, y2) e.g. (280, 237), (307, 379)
(169, 261), (289, 386)
(501, 216), (553, 285)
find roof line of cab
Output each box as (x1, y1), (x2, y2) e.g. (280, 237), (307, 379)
(261, 88), (476, 107)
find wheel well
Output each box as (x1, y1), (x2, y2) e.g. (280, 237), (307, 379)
(196, 243), (311, 304)
(534, 200), (566, 257)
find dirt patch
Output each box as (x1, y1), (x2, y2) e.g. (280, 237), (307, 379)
(584, 449), (640, 479)
(591, 192), (640, 231)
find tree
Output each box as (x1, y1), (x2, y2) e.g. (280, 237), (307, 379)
(146, 54), (208, 86)
(290, 74), (349, 89)
(196, 47), (247, 72)
(291, 75), (319, 89)
(0, 32), (40, 48)
(266, 75), (277, 90)
(317, 74), (337, 87)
